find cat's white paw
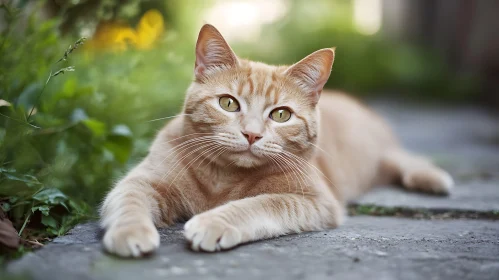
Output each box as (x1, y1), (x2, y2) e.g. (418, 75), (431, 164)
(103, 220), (160, 257)
(184, 213), (242, 252)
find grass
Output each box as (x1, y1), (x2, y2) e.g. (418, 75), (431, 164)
(348, 203), (499, 220)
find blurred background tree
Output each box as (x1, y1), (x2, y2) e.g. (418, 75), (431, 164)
(0, 0), (497, 259)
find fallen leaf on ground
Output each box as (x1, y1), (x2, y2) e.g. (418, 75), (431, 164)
(0, 209), (20, 249)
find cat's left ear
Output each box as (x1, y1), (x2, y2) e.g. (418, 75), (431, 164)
(194, 24), (239, 81)
(284, 48), (335, 104)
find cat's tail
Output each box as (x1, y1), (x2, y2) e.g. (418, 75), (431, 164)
(380, 149), (454, 195)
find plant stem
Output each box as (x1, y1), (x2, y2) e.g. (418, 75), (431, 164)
(18, 211), (32, 236)
(0, 112), (40, 129)
(26, 70), (52, 122)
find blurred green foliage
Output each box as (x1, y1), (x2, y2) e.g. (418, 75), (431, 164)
(232, 0), (478, 100)
(0, 1), (192, 257)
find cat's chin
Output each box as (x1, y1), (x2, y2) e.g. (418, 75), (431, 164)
(228, 151), (266, 169)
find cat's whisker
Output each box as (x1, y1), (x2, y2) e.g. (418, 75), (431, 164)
(277, 152), (321, 197)
(152, 136), (215, 169)
(193, 140), (228, 170)
(159, 132), (214, 145)
(273, 153), (307, 198)
(290, 154), (315, 194)
(281, 151), (340, 194)
(281, 153), (320, 182)
(268, 155), (292, 193)
(274, 152), (331, 198)
(168, 143), (223, 189)
(158, 142), (217, 186)
(195, 144), (224, 169)
(282, 151), (325, 183)
(195, 146), (228, 174)
(146, 113), (193, 122)
(172, 144), (227, 191)
(307, 142), (334, 160)
(152, 141), (213, 177)
(188, 138), (227, 169)
(224, 159), (237, 168)
(159, 142), (221, 215)
(157, 136), (225, 214)
(207, 145), (227, 166)
(152, 135), (222, 171)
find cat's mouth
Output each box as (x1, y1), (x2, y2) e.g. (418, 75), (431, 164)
(239, 149), (259, 157)
(230, 146), (262, 160)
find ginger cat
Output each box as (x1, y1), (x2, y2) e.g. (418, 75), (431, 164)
(100, 24), (453, 257)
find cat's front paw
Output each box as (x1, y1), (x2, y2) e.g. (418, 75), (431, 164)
(103, 220), (160, 258)
(184, 213), (242, 252)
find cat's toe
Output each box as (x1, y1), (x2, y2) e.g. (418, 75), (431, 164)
(184, 214), (242, 252)
(103, 221), (160, 257)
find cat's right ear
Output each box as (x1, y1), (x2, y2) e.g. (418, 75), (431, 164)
(194, 24), (239, 80)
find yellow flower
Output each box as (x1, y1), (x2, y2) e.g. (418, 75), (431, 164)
(87, 9), (164, 52)
(136, 9), (164, 50)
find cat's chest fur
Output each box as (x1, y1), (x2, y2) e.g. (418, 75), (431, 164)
(190, 163), (261, 196)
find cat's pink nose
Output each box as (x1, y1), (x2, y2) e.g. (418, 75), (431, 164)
(241, 131), (262, 145)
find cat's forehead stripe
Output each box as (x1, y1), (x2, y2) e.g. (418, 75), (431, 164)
(247, 71), (254, 94)
(273, 86), (280, 104)
(256, 76), (265, 97)
(237, 78), (245, 97)
(271, 71), (277, 82)
(265, 84), (275, 99)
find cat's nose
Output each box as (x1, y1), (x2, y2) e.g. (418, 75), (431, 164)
(241, 131), (262, 145)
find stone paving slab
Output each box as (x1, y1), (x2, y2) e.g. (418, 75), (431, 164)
(7, 218), (499, 280)
(371, 101), (499, 177)
(355, 180), (499, 212)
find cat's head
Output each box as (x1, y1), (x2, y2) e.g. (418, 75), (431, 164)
(183, 24), (334, 168)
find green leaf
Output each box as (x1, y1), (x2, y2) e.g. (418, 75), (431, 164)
(82, 119), (107, 137)
(111, 124), (132, 137)
(16, 83), (41, 110)
(32, 188), (68, 206)
(59, 201), (69, 211)
(1, 202), (10, 212)
(70, 108), (88, 123)
(68, 199), (87, 214)
(32, 205), (50, 216)
(0, 167), (16, 173)
(0, 128), (5, 142)
(3, 173), (42, 187)
(103, 135), (133, 164)
(41, 215), (58, 229)
(62, 78), (77, 97)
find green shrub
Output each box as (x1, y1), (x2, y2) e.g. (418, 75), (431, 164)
(0, 3), (193, 256)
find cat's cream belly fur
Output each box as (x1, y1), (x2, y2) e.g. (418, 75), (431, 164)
(99, 24), (453, 257)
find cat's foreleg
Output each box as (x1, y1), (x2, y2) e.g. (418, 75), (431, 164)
(184, 191), (343, 252)
(100, 162), (165, 257)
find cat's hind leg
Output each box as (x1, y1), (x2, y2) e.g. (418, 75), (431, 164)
(380, 149), (454, 195)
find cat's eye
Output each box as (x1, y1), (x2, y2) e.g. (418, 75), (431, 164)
(219, 96), (240, 112)
(270, 108), (292, 123)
